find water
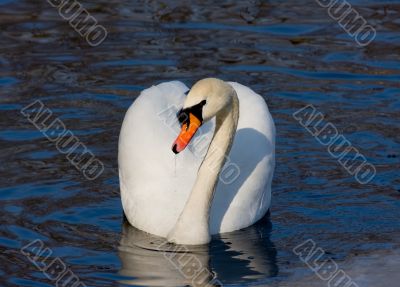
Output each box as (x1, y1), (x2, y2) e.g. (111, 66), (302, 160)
(1, 0), (399, 286)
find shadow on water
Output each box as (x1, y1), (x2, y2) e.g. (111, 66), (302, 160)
(118, 215), (277, 286)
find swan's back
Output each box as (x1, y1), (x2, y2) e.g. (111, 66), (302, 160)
(119, 81), (275, 237)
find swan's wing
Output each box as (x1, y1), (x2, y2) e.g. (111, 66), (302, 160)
(119, 81), (214, 237)
(210, 82), (275, 234)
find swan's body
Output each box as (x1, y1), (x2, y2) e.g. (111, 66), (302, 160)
(119, 78), (275, 245)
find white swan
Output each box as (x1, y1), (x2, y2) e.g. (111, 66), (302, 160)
(119, 78), (275, 245)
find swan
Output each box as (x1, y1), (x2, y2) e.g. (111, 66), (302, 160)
(119, 78), (275, 245)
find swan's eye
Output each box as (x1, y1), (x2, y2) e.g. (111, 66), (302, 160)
(177, 109), (189, 125)
(176, 100), (206, 129)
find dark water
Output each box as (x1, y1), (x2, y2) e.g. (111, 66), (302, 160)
(1, 0), (399, 286)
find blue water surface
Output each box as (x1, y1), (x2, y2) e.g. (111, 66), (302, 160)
(0, 0), (399, 286)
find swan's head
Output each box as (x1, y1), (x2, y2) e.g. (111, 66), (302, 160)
(172, 78), (234, 154)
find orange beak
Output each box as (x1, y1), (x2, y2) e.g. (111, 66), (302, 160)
(172, 113), (202, 154)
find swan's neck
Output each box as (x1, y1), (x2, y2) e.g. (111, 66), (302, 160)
(168, 91), (239, 245)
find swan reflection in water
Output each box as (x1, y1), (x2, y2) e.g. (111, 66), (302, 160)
(118, 215), (278, 286)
